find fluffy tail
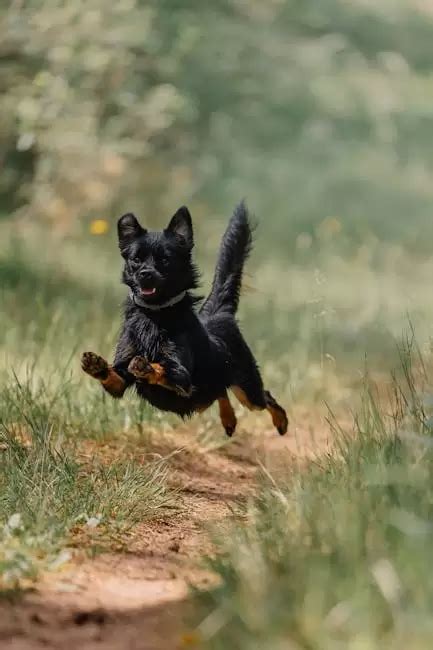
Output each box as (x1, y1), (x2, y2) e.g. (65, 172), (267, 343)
(200, 201), (254, 317)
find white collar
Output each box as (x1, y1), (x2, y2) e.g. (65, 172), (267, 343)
(129, 289), (187, 311)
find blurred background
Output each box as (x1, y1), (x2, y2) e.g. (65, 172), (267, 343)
(2, 0), (433, 428)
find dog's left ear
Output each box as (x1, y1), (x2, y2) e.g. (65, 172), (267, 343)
(165, 206), (193, 248)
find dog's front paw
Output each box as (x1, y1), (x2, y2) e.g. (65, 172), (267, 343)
(81, 352), (109, 379)
(128, 355), (153, 378)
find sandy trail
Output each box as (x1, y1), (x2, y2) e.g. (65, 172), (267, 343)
(0, 412), (330, 650)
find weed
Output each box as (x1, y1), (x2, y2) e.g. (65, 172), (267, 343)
(194, 338), (433, 649)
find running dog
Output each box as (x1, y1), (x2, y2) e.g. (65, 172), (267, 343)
(81, 202), (288, 436)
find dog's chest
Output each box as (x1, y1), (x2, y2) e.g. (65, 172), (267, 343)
(131, 316), (172, 361)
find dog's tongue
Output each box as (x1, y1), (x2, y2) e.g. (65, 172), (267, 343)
(140, 287), (156, 296)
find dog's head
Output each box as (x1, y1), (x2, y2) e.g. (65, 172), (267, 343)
(117, 207), (199, 304)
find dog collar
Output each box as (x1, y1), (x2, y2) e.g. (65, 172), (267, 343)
(129, 289), (187, 311)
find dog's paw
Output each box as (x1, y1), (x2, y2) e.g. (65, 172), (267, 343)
(276, 412), (288, 436)
(224, 422), (236, 437)
(128, 355), (153, 378)
(81, 352), (109, 379)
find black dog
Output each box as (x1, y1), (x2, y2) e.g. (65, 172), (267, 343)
(81, 202), (287, 436)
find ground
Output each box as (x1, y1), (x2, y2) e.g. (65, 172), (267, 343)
(2, 2), (433, 646)
(0, 411), (330, 650)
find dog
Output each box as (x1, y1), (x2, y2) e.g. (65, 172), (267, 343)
(81, 201), (288, 436)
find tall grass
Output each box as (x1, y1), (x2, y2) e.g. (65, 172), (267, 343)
(0, 230), (183, 590)
(194, 337), (433, 649)
(0, 375), (178, 589)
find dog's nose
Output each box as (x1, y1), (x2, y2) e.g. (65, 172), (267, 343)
(138, 268), (154, 282)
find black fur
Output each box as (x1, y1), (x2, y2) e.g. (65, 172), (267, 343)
(201, 201), (253, 317)
(83, 201), (287, 435)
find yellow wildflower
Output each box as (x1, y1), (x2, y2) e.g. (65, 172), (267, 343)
(180, 631), (202, 646)
(90, 219), (109, 235)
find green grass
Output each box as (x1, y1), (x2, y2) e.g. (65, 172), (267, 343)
(0, 230), (169, 439)
(4, 0), (433, 254)
(3, 0), (433, 614)
(193, 339), (433, 649)
(2, 195), (433, 599)
(0, 374), (178, 590)
(0, 230), (181, 588)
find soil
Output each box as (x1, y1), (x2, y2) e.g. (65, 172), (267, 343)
(0, 409), (330, 650)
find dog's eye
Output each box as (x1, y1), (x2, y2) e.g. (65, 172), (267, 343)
(129, 258), (140, 268)
(159, 255), (169, 267)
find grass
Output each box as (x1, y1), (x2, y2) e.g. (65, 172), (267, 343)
(2, 207), (433, 590)
(0, 0), (433, 636)
(2, 204), (433, 605)
(2, 0), (433, 614)
(0, 373), (178, 590)
(193, 338), (433, 649)
(6, 0), (433, 257)
(0, 232), (180, 588)
(2, 1), (433, 640)
(0, 229), (171, 439)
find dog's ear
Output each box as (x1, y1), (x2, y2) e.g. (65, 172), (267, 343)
(118, 213), (145, 253)
(165, 206), (193, 248)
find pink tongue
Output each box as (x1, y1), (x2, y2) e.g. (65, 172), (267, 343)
(140, 287), (156, 296)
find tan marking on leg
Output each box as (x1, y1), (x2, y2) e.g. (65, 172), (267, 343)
(128, 356), (191, 397)
(231, 384), (288, 435)
(218, 394), (237, 436)
(231, 386), (262, 411)
(81, 352), (126, 398)
(146, 363), (166, 385)
(264, 390), (288, 435)
(128, 356), (166, 385)
(100, 368), (127, 397)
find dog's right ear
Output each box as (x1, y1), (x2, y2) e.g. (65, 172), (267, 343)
(117, 213), (145, 254)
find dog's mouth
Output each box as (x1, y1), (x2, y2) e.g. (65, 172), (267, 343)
(140, 287), (157, 296)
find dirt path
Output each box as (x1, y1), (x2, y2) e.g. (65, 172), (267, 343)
(0, 412), (330, 650)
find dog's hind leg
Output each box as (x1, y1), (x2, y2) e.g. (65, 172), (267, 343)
(218, 392), (237, 437)
(263, 389), (288, 435)
(231, 383), (288, 436)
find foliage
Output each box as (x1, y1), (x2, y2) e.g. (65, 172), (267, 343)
(0, 374), (177, 588)
(1, 1), (433, 252)
(194, 340), (433, 649)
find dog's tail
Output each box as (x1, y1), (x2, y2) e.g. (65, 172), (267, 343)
(200, 201), (254, 317)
